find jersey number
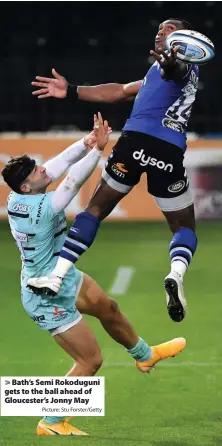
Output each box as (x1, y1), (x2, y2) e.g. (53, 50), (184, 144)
(166, 95), (193, 125)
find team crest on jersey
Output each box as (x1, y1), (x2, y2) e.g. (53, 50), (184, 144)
(168, 181), (185, 193)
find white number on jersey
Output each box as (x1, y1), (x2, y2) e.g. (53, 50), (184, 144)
(165, 69), (198, 126)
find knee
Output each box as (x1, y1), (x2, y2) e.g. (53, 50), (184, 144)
(89, 351), (103, 374)
(77, 349), (103, 375)
(101, 297), (119, 320)
(109, 298), (119, 314)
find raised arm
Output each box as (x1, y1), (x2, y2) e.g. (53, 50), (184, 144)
(43, 138), (88, 182)
(76, 80), (142, 102)
(43, 119), (111, 182)
(51, 113), (109, 214)
(32, 68), (142, 102)
(150, 46), (189, 82)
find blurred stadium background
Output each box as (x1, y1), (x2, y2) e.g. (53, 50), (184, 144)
(1, 2), (222, 445)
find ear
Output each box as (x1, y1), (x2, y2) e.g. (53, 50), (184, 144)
(20, 182), (31, 193)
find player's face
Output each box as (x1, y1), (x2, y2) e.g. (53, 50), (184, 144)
(155, 20), (182, 53)
(22, 165), (52, 194)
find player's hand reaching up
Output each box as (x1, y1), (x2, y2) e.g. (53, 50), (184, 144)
(83, 113), (112, 151)
(84, 112), (112, 150)
(31, 69), (68, 99)
(93, 112), (111, 151)
(150, 46), (180, 69)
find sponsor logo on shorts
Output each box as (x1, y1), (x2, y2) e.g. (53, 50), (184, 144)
(168, 180), (186, 193)
(31, 315), (46, 323)
(111, 163), (128, 178)
(52, 306), (68, 322)
(133, 150), (173, 172)
(114, 163), (128, 173)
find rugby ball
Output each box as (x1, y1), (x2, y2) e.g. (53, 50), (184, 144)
(165, 30), (215, 64)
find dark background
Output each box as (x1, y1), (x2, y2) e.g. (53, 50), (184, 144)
(0, 1), (220, 134)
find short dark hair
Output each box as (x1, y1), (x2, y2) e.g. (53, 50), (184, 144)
(2, 154), (36, 193)
(167, 18), (193, 30)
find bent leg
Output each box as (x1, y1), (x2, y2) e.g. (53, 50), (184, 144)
(77, 273), (139, 349)
(53, 318), (103, 376)
(76, 273), (152, 362)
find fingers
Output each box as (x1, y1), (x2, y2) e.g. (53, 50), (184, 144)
(160, 51), (169, 61)
(173, 45), (180, 55)
(52, 68), (63, 79)
(35, 76), (55, 83)
(103, 119), (109, 132)
(150, 50), (167, 65)
(98, 111), (103, 125)
(150, 46), (180, 66)
(32, 88), (49, 96)
(94, 113), (99, 129)
(150, 50), (162, 62)
(31, 81), (49, 88)
(37, 93), (51, 99)
(94, 112), (108, 132)
(94, 112), (103, 128)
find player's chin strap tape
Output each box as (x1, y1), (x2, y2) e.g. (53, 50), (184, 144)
(7, 158), (36, 193)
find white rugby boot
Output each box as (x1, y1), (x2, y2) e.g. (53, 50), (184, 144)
(164, 271), (187, 322)
(27, 274), (62, 297)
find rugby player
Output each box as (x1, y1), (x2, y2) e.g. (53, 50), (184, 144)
(2, 113), (186, 436)
(31, 18), (198, 322)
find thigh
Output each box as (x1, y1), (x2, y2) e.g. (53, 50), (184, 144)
(76, 273), (115, 318)
(147, 139), (193, 212)
(86, 131), (149, 219)
(21, 287), (81, 332)
(54, 318), (100, 362)
(102, 131), (144, 193)
(86, 178), (127, 220)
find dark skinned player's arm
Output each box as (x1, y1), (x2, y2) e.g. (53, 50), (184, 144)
(68, 80), (143, 103)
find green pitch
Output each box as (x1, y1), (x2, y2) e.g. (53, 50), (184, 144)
(0, 220), (222, 446)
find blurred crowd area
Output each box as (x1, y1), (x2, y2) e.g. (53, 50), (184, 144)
(0, 1), (220, 134)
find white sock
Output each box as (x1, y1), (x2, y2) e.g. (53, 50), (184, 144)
(52, 257), (73, 279)
(171, 260), (187, 280)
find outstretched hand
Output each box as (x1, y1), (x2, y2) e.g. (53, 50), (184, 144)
(150, 45), (180, 69)
(31, 68), (68, 99)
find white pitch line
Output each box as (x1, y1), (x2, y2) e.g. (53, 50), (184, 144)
(103, 361), (222, 368)
(109, 267), (135, 296)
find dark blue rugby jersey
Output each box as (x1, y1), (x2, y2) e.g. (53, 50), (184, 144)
(123, 61), (199, 151)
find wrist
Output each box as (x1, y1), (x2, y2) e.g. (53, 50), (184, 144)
(67, 84), (79, 99)
(95, 144), (104, 153)
(82, 137), (88, 148)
